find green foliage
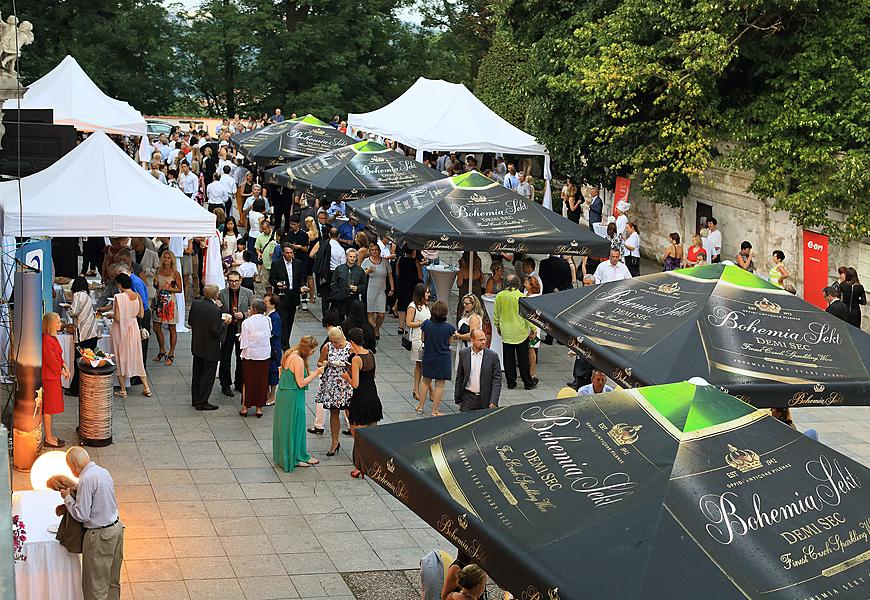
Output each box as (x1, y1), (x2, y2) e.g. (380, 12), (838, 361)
(497, 0), (870, 242)
(419, 0), (495, 87)
(475, 27), (528, 128)
(6, 0), (177, 115)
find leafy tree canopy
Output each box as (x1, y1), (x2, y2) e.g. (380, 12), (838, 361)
(498, 0), (869, 242)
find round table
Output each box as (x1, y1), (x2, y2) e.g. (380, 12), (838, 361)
(480, 294), (504, 371)
(13, 490), (83, 600)
(57, 332), (113, 389)
(427, 264), (459, 317)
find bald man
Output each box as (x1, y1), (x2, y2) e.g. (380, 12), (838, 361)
(61, 447), (123, 600)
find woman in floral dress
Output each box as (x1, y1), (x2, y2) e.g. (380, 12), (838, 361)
(315, 327), (353, 456)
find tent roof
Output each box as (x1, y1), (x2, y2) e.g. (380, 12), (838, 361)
(348, 77), (548, 156)
(0, 131), (216, 237)
(4, 55), (147, 136)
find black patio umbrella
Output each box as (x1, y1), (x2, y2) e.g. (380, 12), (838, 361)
(348, 170), (611, 257)
(263, 140), (444, 204)
(519, 263), (870, 407)
(355, 382), (870, 599)
(229, 114), (354, 168)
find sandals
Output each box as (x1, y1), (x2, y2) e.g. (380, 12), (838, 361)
(432, 411), (444, 417)
(143, 386), (152, 397)
(117, 389), (127, 399)
(307, 457), (320, 465)
(44, 438), (65, 448)
(153, 352), (166, 362)
(415, 405), (423, 414)
(164, 354), (174, 366)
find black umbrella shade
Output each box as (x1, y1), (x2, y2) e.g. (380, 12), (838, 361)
(519, 263), (870, 408)
(229, 114), (354, 168)
(263, 140), (444, 204)
(356, 382), (870, 599)
(348, 170), (611, 256)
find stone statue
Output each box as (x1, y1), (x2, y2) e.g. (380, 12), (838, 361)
(0, 15), (34, 79)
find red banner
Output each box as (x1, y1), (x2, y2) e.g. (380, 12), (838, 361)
(802, 230), (829, 309)
(612, 176), (631, 216)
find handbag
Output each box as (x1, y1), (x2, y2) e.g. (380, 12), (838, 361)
(401, 334), (412, 351)
(140, 328), (150, 341)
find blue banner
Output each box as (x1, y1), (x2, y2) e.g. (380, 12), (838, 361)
(16, 238), (52, 314)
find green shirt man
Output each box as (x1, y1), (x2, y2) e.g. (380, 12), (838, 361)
(493, 284), (532, 344)
(255, 220), (278, 270)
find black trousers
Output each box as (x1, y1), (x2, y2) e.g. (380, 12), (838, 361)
(625, 256), (640, 277)
(138, 309), (152, 364)
(81, 238), (105, 274)
(458, 389), (487, 412)
(191, 356), (218, 407)
(272, 195), (292, 233)
(278, 303), (296, 350)
(503, 339), (533, 387)
(570, 356), (594, 389)
(68, 336), (99, 394)
(219, 323), (243, 390)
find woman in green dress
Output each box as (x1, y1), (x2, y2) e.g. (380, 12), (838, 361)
(273, 335), (324, 472)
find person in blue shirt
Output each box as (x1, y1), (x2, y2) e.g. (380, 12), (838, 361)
(337, 216), (365, 248)
(130, 263), (151, 385)
(503, 163), (520, 190)
(326, 200), (347, 219)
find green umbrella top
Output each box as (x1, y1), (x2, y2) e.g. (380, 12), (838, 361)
(348, 170), (612, 256)
(354, 381), (870, 599)
(263, 140), (444, 202)
(229, 114), (354, 167)
(520, 262), (870, 407)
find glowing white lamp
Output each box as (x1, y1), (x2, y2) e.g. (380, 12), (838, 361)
(29, 451), (78, 491)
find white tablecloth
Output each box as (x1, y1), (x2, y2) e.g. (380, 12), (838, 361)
(13, 490), (83, 600)
(481, 294), (504, 371)
(57, 333), (113, 388)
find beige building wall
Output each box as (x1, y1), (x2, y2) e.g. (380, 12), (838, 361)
(591, 166), (870, 331)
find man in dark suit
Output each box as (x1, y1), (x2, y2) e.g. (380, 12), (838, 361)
(455, 329), (502, 412)
(188, 285), (229, 411)
(329, 248), (367, 322)
(824, 286), (849, 321)
(218, 271), (254, 397)
(587, 186), (604, 231)
(269, 243), (306, 349)
(538, 254), (573, 345)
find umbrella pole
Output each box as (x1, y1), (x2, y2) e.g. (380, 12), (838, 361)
(468, 251), (474, 300)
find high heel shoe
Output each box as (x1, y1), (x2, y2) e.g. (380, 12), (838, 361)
(350, 469), (364, 479)
(326, 443), (340, 456)
(142, 386), (152, 397)
(153, 352), (166, 363)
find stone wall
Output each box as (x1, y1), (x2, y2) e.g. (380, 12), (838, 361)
(586, 166), (870, 331)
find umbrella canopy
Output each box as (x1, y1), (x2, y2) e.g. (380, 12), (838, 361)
(229, 114), (354, 168)
(263, 140), (444, 204)
(519, 263), (870, 407)
(348, 170), (611, 256)
(356, 382), (870, 599)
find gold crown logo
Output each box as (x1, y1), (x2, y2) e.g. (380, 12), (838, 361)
(440, 235), (450, 242)
(607, 423), (642, 446)
(725, 444), (762, 473)
(569, 240), (579, 247)
(369, 155), (386, 162)
(457, 513), (468, 530)
(754, 298), (782, 314)
(506, 237), (515, 244)
(657, 282), (680, 294)
(386, 458), (395, 473)
(469, 192), (488, 203)
(813, 383), (825, 393)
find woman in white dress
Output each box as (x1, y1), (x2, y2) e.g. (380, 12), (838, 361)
(361, 241), (393, 339)
(406, 283), (430, 405)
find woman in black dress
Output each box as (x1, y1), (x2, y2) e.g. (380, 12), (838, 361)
(342, 327), (382, 479)
(839, 267), (866, 328)
(395, 246), (422, 334)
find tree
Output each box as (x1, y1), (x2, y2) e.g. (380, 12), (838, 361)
(6, 0), (178, 115)
(419, 0), (496, 87)
(497, 0), (869, 242)
(475, 27), (528, 128)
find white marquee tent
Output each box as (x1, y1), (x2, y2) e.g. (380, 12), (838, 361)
(3, 55), (147, 136)
(348, 77), (554, 208)
(0, 130), (215, 237)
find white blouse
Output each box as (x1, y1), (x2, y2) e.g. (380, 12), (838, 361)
(239, 313), (272, 360)
(70, 291), (100, 343)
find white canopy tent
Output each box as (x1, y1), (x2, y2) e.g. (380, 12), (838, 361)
(0, 130), (215, 237)
(3, 55), (147, 136)
(348, 77), (554, 208)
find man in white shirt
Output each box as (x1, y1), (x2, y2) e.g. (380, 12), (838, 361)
(178, 161), (199, 199)
(706, 217), (722, 263)
(61, 447), (123, 600)
(243, 184), (270, 213)
(594, 249), (633, 284)
(206, 172), (229, 213)
(454, 329), (501, 411)
(521, 257), (544, 293)
(578, 370), (614, 396)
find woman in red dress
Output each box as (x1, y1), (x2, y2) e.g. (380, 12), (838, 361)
(42, 312), (69, 448)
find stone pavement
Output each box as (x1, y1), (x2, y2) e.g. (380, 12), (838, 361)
(11, 261), (870, 600)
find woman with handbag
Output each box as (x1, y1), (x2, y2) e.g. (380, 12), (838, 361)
(110, 273), (152, 398)
(152, 250), (183, 366)
(406, 283), (430, 406)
